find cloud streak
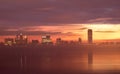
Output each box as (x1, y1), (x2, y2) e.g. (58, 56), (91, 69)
(94, 31), (116, 33)
(0, 25), (84, 35)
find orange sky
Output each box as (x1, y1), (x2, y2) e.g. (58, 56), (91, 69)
(1, 24), (120, 43)
(30, 24), (120, 41)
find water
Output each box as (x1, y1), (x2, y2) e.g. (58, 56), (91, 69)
(0, 45), (120, 74)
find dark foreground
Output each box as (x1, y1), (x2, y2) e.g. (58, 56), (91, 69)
(0, 44), (120, 74)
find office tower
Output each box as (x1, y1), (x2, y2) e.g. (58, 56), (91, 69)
(88, 29), (93, 44)
(41, 35), (52, 44)
(4, 38), (14, 46)
(15, 33), (28, 45)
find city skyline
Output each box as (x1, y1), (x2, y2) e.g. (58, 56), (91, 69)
(1, 0), (120, 73)
(0, 0), (120, 42)
(1, 25), (120, 42)
(1, 27), (120, 44)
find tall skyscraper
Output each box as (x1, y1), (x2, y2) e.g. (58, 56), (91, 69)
(41, 35), (52, 44)
(88, 29), (93, 44)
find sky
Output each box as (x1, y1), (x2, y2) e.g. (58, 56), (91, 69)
(0, 0), (120, 41)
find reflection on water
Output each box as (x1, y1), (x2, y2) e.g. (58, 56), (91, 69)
(93, 53), (120, 70)
(28, 51), (120, 72)
(1, 45), (120, 73)
(28, 54), (88, 72)
(33, 50), (120, 71)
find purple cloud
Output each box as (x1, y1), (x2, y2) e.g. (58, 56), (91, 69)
(0, 0), (120, 26)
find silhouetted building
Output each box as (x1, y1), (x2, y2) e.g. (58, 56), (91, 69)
(4, 38), (14, 46)
(88, 29), (93, 44)
(15, 33), (28, 45)
(56, 38), (62, 44)
(78, 38), (82, 43)
(41, 35), (53, 44)
(31, 40), (39, 45)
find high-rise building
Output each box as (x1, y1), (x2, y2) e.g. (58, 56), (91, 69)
(15, 33), (28, 45)
(88, 29), (93, 44)
(41, 35), (52, 44)
(4, 38), (14, 46)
